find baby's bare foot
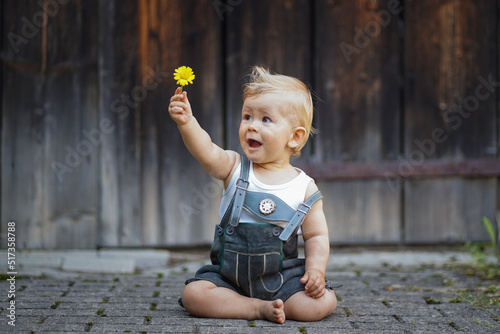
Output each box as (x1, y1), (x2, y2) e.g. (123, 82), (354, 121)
(259, 299), (285, 324)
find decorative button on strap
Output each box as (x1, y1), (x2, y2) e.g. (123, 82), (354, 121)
(259, 199), (276, 215)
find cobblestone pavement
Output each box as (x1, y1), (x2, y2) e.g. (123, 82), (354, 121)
(0, 251), (499, 333)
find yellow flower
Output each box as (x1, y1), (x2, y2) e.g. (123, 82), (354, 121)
(173, 66), (195, 87)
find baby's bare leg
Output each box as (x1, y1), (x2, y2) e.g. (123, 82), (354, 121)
(284, 290), (337, 321)
(182, 280), (286, 324)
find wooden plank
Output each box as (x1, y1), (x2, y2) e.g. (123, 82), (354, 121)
(44, 0), (100, 249)
(314, 0), (403, 244)
(404, 0), (497, 159)
(43, 68), (99, 249)
(404, 178), (495, 243)
(2, 69), (41, 248)
(0, 1), (3, 247)
(315, 0), (402, 162)
(97, 0), (141, 247)
(225, 0), (313, 158)
(138, 0), (223, 246)
(498, 1), (500, 244)
(319, 179), (401, 245)
(404, 0), (498, 243)
(498, 1), (500, 243)
(2, 0), (45, 249)
(137, 0), (167, 246)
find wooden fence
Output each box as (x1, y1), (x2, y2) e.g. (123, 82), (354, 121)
(1, 0), (499, 249)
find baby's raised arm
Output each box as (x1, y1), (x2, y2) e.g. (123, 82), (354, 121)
(168, 87), (238, 181)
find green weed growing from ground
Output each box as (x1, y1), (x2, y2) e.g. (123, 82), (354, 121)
(461, 216), (500, 280)
(452, 216), (500, 327)
(452, 288), (500, 323)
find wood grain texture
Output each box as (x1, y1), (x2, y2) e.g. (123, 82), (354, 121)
(404, 178), (496, 243)
(319, 179), (401, 245)
(315, 0), (402, 163)
(2, 0), (99, 248)
(404, 0), (498, 159)
(313, 0), (403, 243)
(138, 0), (223, 246)
(98, 0), (141, 247)
(404, 0), (498, 243)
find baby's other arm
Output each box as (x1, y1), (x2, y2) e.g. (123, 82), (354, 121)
(168, 87), (238, 181)
(300, 181), (330, 299)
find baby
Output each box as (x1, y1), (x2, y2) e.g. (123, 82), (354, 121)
(168, 66), (337, 324)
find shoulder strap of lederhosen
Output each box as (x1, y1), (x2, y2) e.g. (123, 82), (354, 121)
(278, 190), (323, 242)
(219, 155), (250, 230)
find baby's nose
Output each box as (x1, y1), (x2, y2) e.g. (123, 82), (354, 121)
(248, 120), (259, 131)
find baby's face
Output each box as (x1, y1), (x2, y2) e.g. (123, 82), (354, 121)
(239, 93), (296, 164)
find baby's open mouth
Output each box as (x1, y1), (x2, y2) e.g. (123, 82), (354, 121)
(248, 139), (262, 148)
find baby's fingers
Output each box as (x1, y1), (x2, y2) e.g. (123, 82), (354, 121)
(310, 287), (326, 299)
(300, 273), (309, 285)
(306, 281), (324, 298)
(170, 94), (183, 103)
(304, 272), (320, 288)
(306, 277), (320, 292)
(170, 87), (187, 103)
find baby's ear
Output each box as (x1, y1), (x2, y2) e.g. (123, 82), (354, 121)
(288, 127), (307, 150)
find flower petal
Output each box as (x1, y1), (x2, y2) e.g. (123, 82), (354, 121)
(173, 66), (195, 87)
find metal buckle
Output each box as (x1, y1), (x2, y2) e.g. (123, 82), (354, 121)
(301, 202), (311, 210)
(297, 208), (308, 215)
(236, 178), (249, 189)
(297, 203), (311, 215)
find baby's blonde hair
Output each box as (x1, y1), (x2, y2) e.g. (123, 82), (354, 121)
(242, 66), (314, 156)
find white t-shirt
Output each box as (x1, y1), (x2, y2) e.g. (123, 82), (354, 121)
(219, 161), (314, 231)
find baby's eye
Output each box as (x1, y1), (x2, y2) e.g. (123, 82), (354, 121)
(262, 117), (271, 123)
(243, 114), (252, 121)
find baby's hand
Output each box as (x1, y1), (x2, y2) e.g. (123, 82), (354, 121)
(300, 269), (326, 299)
(168, 87), (193, 126)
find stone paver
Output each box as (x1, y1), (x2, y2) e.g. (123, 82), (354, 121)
(0, 250), (499, 333)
